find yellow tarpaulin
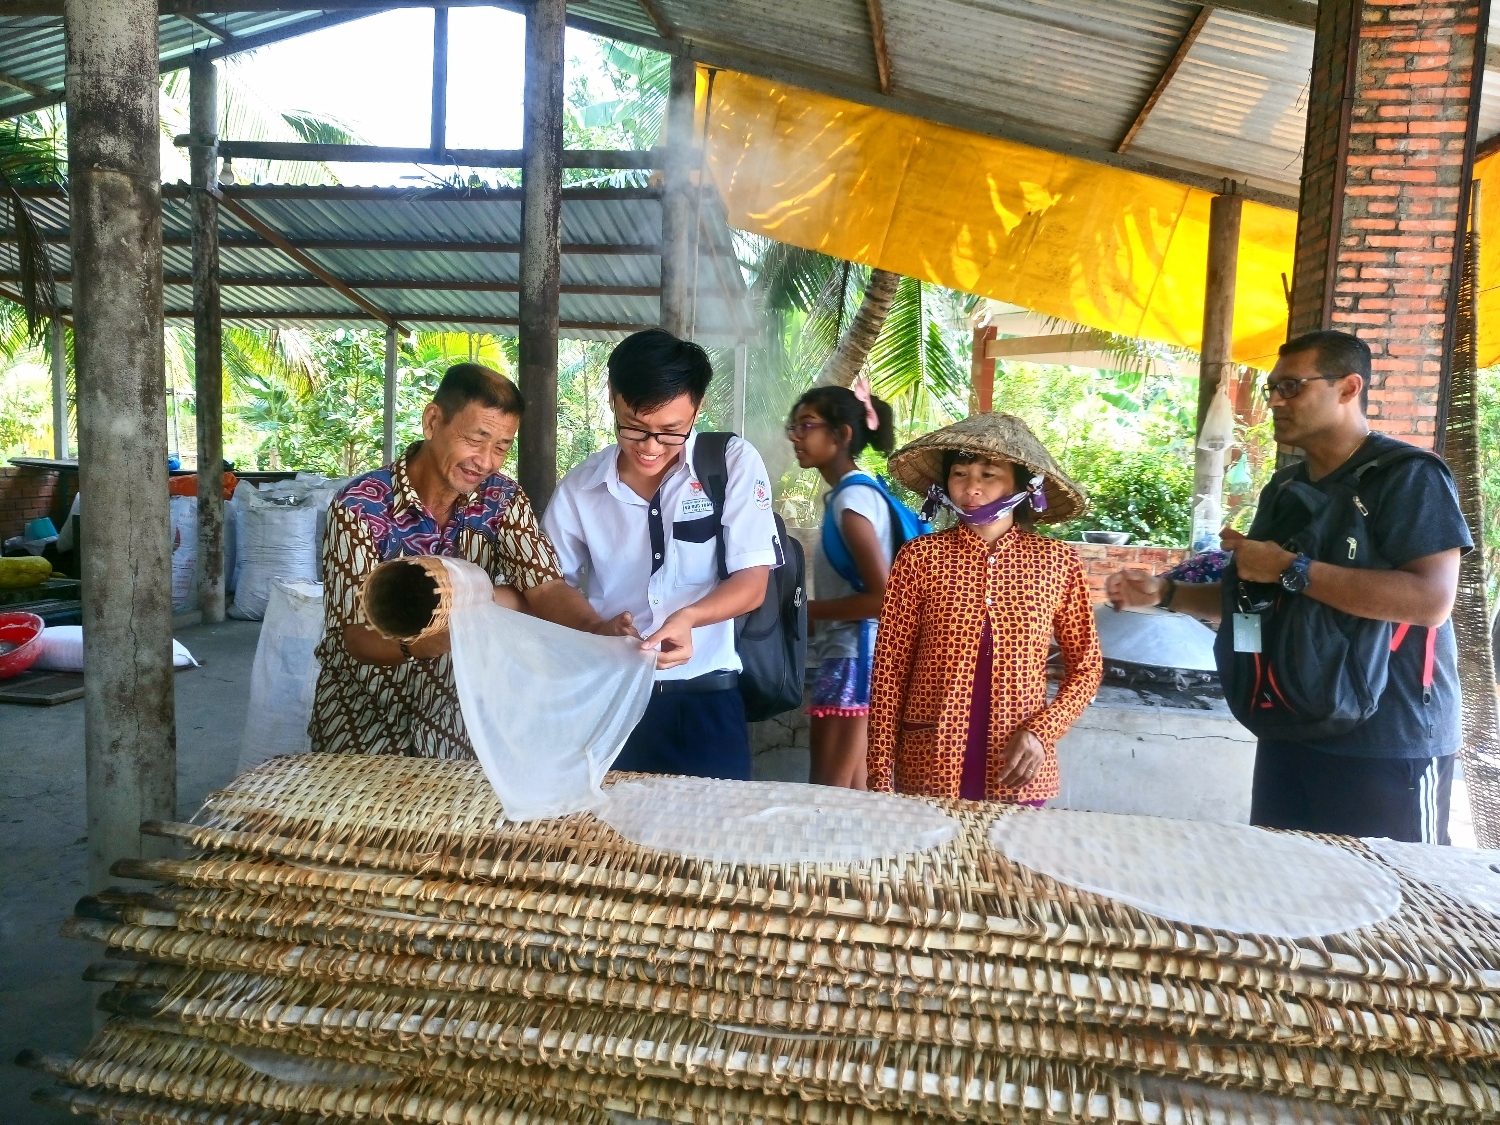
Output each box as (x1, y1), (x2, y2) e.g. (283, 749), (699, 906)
(1476, 150), (1500, 366)
(702, 70), (1293, 371)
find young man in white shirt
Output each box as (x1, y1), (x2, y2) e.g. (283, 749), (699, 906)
(543, 330), (783, 779)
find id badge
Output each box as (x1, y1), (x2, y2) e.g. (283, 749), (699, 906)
(1232, 612), (1262, 654)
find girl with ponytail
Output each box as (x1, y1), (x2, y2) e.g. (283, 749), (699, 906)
(786, 376), (916, 788)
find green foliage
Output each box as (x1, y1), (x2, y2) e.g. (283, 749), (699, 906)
(231, 329), (447, 477)
(986, 357), (1203, 546)
(1477, 366), (1500, 611)
(1057, 446), (1195, 545)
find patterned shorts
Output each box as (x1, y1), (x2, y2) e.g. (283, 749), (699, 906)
(807, 656), (871, 718)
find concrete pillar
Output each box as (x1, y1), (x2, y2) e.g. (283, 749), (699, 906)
(190, 55), (225, 623)
(1192, 190), (1240, 549)
(1289, 0), (1487, 451)
(383, 323), (398, 465)
(64, 0), (175, 892)
(430, 6), (448, 155)
(49, 316), (68, 459)
(659, 52), (696, 338)
(518, 0), (565, 513)
(732, 340), (748, 434)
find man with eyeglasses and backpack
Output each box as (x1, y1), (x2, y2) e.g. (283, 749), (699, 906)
(1107, 330), (1471, 843)
(542, 329), (800, 781)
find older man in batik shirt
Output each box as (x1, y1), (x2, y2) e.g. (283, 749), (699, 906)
(309, 362), (629, 759)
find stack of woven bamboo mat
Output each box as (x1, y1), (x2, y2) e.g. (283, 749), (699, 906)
(20, 752), (1500, 1124)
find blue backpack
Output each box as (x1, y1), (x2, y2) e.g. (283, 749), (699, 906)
(820, 472), (928, 592)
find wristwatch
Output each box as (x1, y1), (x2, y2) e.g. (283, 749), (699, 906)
(1279, 553), (1313, 594)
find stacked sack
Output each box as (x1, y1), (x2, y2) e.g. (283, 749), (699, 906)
(22, 752), (1500, 1125)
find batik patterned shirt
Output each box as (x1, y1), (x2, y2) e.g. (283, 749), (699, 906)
(867, 523), (1103, 801)
(308, 442), (562, 759)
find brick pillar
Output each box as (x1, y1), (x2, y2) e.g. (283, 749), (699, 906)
(1288, 0), (1488, 451)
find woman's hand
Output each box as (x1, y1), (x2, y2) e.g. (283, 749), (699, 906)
(997, 727), (1045, 789)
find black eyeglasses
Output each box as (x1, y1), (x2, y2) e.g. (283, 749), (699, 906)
(1260, 374), (1343, 403)
(616, 424), (691, 447)
(784, 420), (830, 438)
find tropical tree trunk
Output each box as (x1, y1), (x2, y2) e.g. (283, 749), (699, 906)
(816, 268), (900, 387)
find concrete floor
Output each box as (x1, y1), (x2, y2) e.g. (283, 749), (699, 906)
(0, 618), (262, 1122)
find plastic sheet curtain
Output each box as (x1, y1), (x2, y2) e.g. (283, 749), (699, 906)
(701, 69), (1299, 369)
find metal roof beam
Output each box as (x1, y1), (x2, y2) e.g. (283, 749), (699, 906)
(2, 231), (663, 254)
(635, 0), (674, 39)
(7, 271), (659, 296)
(214, 191), (399, 328)
(2, 10), (379, 117)
(159, 308), (656, 333)
(1209, 1), (1315, 28)
(183, 139), (662, 168)
(0, 69), (55, 100)
(175, 12), (234, 41)
(864, 0), (891, 96)
(1117, 5), (1212, 154)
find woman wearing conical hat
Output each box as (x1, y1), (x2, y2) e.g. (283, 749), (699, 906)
(868, 414), (1103, 804)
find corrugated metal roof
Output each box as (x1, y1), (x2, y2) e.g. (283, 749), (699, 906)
(3, 184), (753, 343)
(8, 3), (1500, 219)
(1128, 7), (1311, 194)
(0, 10), (371, 119)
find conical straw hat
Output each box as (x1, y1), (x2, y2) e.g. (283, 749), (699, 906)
(887, 412), (1086, 523)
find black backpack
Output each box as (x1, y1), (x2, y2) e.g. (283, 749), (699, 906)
(1216, 442), (1445, 740)
(693, 432), (808, 722)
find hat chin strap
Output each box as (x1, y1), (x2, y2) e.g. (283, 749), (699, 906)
(921, 474), (1047, 525)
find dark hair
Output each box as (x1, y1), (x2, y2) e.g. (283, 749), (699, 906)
(941, 449), (1035, 530)
(607, 328), (714, 413)
(432, 362), (524, 419)
(789, 385), (896, 458)
(1279, 330), (1372, 411)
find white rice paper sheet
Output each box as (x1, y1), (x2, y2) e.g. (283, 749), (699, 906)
(988, 808), (1401, 938)
(441, 557), (656, 822)
(600, 776), (960, 865)
(1367, 836), (1500, 916)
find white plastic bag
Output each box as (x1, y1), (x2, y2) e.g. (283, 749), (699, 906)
(1197, 379), (1235, 452)
(236, 579), (325, 775)
(169, 494), (198, 613)
(439, 557), (657, 822)
(228, 483), (323, 621)
(34, 625), (199, 671)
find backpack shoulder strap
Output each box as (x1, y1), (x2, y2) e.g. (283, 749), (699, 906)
(691, 432), (733, 582)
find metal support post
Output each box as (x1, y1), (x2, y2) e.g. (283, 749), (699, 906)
(659, 52), (695, 337)
(1193, 188), (1242, 551)
(64, 0), (176, 892)
(50, 316), (68, 459)
(518, 0), (565, 513)
(732, 340), (748, 435)
(190, 54), (225, 623)
(430, 6), (448, 156)
(383, 322), (398, 465)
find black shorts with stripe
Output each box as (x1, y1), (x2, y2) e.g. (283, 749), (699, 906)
(1251, 741), (1453, 844)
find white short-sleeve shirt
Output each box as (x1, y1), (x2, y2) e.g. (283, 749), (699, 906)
(542, 432), (783, 681)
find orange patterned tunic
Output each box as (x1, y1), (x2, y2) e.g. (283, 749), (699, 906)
(867, 523), (1103, 801)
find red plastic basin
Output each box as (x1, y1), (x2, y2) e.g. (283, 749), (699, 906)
(0, 611), (45, 680)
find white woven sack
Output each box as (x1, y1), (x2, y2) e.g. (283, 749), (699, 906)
(236, 580), (325, 775)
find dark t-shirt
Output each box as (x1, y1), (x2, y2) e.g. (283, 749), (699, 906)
(1245, 434), (1472, 760)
